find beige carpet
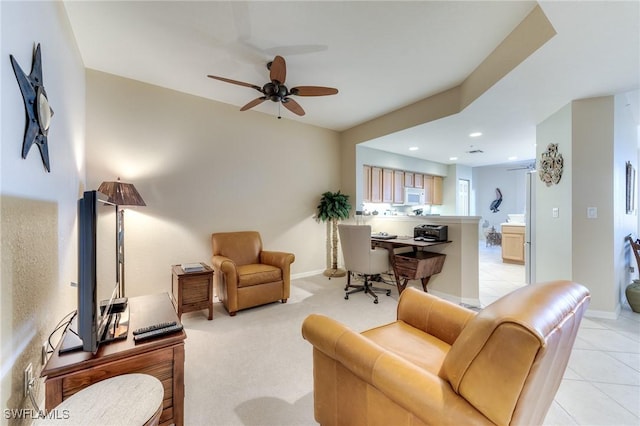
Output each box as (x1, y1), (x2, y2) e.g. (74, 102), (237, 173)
(181, 274), (399, 425)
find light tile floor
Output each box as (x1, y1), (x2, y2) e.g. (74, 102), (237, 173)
(479, 243), (640, 426)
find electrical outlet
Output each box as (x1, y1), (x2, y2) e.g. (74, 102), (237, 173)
(23, 363), (33, 397)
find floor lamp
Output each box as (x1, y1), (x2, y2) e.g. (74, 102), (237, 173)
(98, 178), (146, 298)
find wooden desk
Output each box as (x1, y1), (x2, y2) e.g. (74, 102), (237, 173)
(371, 236), (449, 294)
(41, 293), (186, 426)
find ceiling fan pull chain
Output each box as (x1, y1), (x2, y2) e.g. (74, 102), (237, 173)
(278, 103), (282, 119)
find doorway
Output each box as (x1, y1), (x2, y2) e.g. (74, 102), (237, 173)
(458, 179), (470, 215)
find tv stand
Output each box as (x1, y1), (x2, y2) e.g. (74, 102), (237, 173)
(42, 293), (185, 426)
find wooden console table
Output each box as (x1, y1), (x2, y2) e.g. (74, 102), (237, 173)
(41, 293), (186, 426)
(371, 236), (449, 294)
(394, 251), (446, 294)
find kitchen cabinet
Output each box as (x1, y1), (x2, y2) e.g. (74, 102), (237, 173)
(382, 168), (394, 203)
(371, 167), (383, 203)
(363, 165), (372, 202)
(404, 173), (414, 188)
(362, 165), (443, 206)
(501, 225), (525, 264)
(393, 170), (405, 204)
(414, 174), (424, 189)
(433, 176), (443, 205)
(424, 175), (434, 204)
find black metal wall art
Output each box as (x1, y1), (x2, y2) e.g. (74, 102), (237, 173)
(10, 43), (53, 172)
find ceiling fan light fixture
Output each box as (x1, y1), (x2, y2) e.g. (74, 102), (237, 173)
(207, 55), (338, 118)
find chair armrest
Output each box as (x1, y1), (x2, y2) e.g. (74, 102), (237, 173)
(211, 255), (238, 286)
(302, 314), (492, 426)
(260, 250), (295, 269)
(397, 288), (476, 346)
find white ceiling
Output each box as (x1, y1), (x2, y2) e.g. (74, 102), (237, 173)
(63, 1), (639, 167)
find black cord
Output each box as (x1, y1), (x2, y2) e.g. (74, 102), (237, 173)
(46, 310), (77, 355)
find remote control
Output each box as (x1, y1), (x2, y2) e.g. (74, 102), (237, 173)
(133, 321), (177, 336)
(134, 323), (184, 342)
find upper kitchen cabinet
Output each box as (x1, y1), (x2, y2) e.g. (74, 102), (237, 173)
(393, 170), (405, 204)
(366, 166), (383, 203)
(363, 165), (372, 202)
(433, 176), (443, 205)
(362, 164), (443, 206)
(404, 172), (414, 188)
(382, 168), (394, 203)
(414, 173), (424, 189)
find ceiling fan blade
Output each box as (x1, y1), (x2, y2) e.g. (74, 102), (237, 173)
(282, 98), (305, 116)
(240, 97), (267, 111)
(207, 75), (262, 92)
(290, 86), (339, 96)
(269, 55), (286, 84)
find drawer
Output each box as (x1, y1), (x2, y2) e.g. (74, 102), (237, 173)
(394, 251), (446, 280)
(181, 277), (211, 304)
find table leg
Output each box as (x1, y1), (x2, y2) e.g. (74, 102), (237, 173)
(421, 277), (431, 292)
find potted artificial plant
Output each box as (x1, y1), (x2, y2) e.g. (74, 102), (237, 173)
(316, 191), (352, 277)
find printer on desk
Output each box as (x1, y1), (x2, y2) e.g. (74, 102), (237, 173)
(414, 224), (448, 242)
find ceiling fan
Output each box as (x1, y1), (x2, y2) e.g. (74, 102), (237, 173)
(207, 55), (338, 117)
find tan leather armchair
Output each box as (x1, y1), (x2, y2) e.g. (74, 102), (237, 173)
(302, 280), (590, 426)
(211, 231), (295, 316)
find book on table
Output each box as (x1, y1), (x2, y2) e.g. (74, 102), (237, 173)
(181, 263), (205, 272)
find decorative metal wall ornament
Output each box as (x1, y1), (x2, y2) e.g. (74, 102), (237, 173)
(538, 143), (563, 187)
(10, 43), (54, 172)
(489, 188), (503, 213)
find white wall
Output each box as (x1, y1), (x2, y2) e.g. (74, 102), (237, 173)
(85, 71), (341, 297)
(473, 163), (531, 237)
(1, 1), (85, 420)
(535, 95), (638, 316)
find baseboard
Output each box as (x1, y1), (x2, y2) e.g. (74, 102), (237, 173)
(292, 269), (326, 280)
(585, 304), (621, 320)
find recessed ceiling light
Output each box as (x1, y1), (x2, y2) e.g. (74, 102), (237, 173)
(508, 156), (518, 161)
(409, 146), (419, 151)
(469, 132), (482, 138)
(449, 157), (458, 161)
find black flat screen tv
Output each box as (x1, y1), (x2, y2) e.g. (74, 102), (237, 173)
(76, 190), (127, 353)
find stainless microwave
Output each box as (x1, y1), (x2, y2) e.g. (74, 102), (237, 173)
(404, 187), (425, 205)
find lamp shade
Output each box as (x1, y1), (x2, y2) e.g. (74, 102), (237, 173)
(98, 179), (146, 207)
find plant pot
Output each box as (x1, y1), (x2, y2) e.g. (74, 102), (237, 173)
(323, 268), (347, 278)
(625, 281), (640, 313)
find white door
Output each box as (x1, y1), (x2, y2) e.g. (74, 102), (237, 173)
(458, 179), (470, 215)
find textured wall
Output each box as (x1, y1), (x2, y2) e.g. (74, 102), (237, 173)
(1, 197), (59, 423)
(1, 2), (85, 423)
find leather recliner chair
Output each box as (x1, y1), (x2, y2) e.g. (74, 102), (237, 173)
(211, 231), (295, 316)
(302, 280), (590, 426)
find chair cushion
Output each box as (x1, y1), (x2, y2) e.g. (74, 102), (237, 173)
(237, 264), (282, 288)
(362, 321), (450, 374)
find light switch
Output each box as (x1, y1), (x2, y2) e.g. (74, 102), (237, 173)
(552, 207), (559, 218)
(587, 207), (597, 219)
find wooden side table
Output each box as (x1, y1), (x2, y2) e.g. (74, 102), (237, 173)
(171, 263), (214, 320)
(35, 373), (163, 425)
